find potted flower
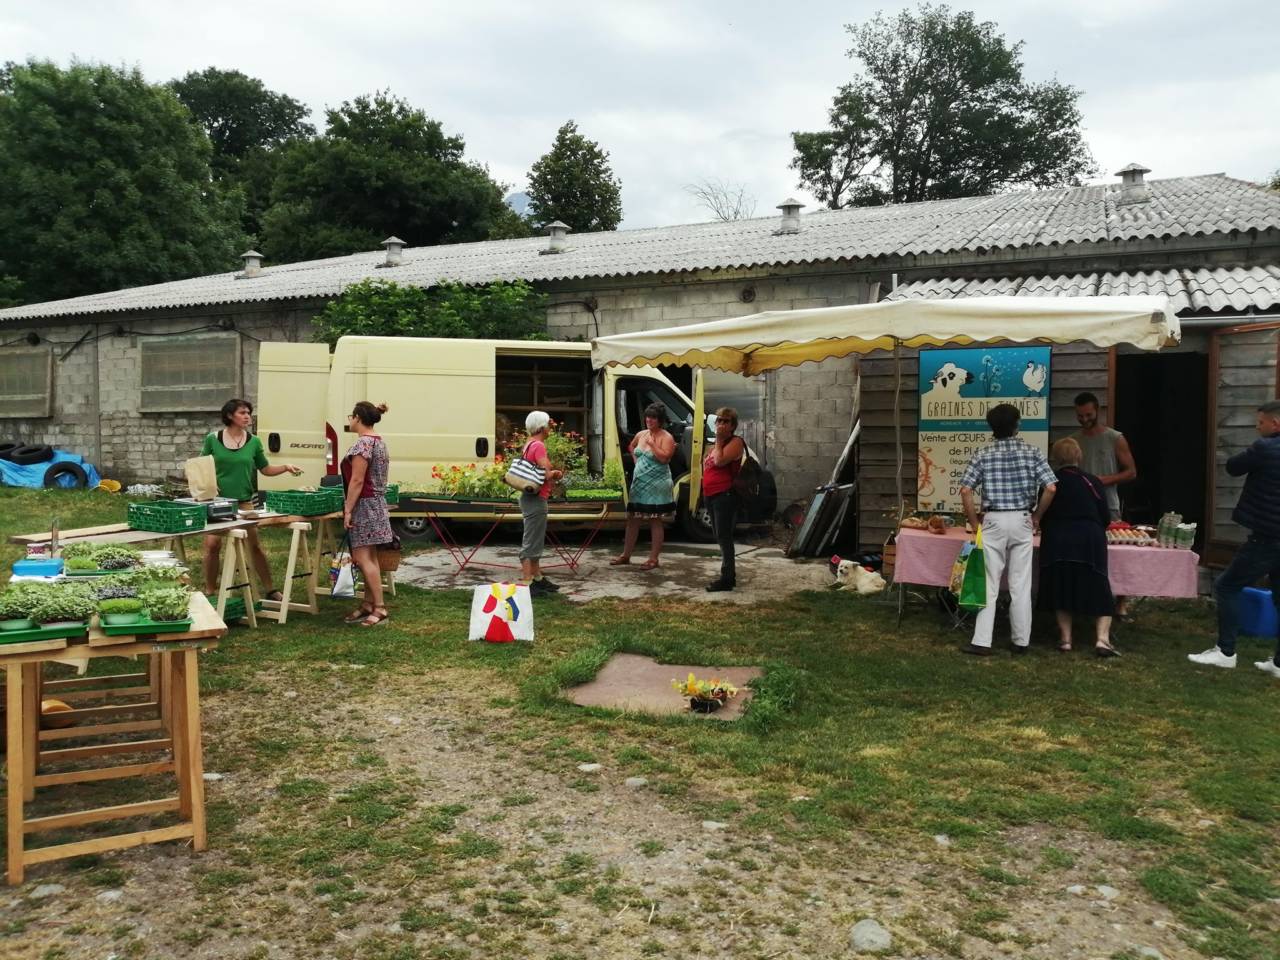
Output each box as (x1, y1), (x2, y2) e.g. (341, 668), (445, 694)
(141, 587), (191, 622)
(671, 673), (739, 713)
(32, 589), (96, 629)
(99, 597), (144, 626)
(0, 586), (41, 631)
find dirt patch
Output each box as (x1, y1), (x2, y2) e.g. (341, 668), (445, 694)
(398, 538), (840, 605)
(566, 652), (762, 720)
(0, 670), (1202, 960)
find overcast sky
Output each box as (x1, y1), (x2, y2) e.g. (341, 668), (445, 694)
(4, 0), (1278, 230)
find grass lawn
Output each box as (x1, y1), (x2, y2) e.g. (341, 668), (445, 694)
(1, 487), (1278, 960)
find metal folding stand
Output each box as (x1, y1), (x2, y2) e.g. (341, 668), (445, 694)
(424, 504), (609, 578)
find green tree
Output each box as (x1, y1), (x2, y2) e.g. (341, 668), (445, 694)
(526, 121), (623, 232)
(791, 4), (1096, 208)
(170, 67), (315, 238)
(261, 92), (514, 263)
(0, 60), (246, 304)
(313, 278), (548, 346)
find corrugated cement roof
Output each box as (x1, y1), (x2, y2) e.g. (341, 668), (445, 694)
(885, 265), (1280, 315)
(3, 173), (1279, 322)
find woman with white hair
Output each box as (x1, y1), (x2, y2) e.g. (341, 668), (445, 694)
(519, 410), (564, 597)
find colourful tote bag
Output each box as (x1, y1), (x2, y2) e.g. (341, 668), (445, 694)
(954, 526), (987, 611)
(468, 582), (535, 643)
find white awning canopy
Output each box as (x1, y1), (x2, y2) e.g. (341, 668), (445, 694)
(590, 295), (1180, 375)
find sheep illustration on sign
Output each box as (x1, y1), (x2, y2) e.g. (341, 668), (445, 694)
(916, 346), (1052, 512)
(469, 582), (534, 642)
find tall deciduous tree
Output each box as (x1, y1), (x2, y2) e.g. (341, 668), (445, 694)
(261, 92), (513, 263)
(526, 121), (623, 232)
(791, 4), (1097, 208)
(0, 60), (246, 304)
(170, 67), (315, 238)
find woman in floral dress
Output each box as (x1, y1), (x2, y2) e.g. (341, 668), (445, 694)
(611, 402), (677, 570)
(341, 401), (393, 626)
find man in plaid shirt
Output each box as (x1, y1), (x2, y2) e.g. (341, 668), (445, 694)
(959, 403), (1058, 655)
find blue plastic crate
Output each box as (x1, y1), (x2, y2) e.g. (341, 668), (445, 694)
(1240, 587), (1279, 638)
(13, 557), (64, 577)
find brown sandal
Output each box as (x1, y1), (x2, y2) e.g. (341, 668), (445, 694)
(344, 604), (374, 624)
(609, 556), (632, 566)
(360, 608), (390, 627)
(639, 559), (660, 571)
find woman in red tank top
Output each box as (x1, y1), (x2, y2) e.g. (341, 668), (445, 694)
(701, 406), (744, 592)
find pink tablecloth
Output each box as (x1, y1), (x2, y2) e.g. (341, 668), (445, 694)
(893, 527), (1200, 599)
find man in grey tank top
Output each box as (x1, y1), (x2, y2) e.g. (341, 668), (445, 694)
(1071, 392), (1136, 520)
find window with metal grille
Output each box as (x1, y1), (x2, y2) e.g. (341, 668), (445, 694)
(0, 347), (53, 418)
(139, 334), (241, 412)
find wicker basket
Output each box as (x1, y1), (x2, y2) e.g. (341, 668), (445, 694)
(127, 500), (207, 533)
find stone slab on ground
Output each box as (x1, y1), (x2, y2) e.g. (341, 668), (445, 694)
(566, 652), (762, 720)
(398, 540), (838, 605)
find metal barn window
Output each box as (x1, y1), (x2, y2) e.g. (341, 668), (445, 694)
(139, 333), (241, 412)
(0, 347), (53, 418)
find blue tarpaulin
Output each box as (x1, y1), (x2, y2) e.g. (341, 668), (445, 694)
(0, 449), (102, 489)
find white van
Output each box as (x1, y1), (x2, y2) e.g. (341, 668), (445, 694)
(256, 336), (776, 540)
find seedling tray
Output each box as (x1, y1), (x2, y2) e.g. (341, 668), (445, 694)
(99, 617), (194, 637)
(66, 568), (119, 577)
(0, 623), (89, 645)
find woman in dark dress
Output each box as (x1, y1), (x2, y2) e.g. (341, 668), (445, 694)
(1039, 438), (1119, 656)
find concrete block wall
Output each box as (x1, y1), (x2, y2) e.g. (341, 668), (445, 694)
(0, 303), (321, 483)
(548, 270), (875, 504)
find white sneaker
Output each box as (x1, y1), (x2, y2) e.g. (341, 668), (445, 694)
(1188, 647), (1236, 669)
(1254, 660), (1280, 679)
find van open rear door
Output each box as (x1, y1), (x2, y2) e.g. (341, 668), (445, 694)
(689, 369), (706, 514)
(257, 342), (332, 489)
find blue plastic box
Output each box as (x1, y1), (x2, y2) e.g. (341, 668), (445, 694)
(1240, 587), (1279, 637)
(13, 557), (64, 577)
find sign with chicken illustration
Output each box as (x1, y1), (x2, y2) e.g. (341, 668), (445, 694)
(917, 346), (1052, 512)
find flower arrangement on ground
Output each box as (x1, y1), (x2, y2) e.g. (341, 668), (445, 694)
(671, 673), (738, 712)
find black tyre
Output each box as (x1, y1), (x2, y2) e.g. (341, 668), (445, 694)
(42, 461), (89, 489)
(0, 442), (20, 460)
(394, 516), (440, 541)
(677, 498), (716, 543)
(7, 444), (54, 465)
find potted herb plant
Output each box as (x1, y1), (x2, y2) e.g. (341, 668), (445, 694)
(99, 597), (144, 626)
(65, 556), (100, 575)
(95, 581), (139, 601)
(671, 673), (739, 713)
(92, 545), (142, 571)
(32, 589), (96, 628)
(141, 587), (191, 622)
(0, 586), (40, 631)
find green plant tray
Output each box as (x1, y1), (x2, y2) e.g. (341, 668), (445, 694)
(66, 568), (118, 577)
(414, 492), (517, 502)
(210, 596), (263, 621)
(385, 482), (400, 505)
(128, 500), (207, 533)
(99, 617), (193, 637)
(563, 490), (623, 500)
(0, 623), (88, 644)
(264, 488), (345, 516)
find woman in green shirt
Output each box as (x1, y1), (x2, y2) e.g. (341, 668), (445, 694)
(200, 398), (302, 597)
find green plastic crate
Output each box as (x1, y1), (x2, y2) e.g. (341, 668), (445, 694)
(385, 483), (400, 505)
(264, 488), (344, 516)
(128, 500), (207, 533)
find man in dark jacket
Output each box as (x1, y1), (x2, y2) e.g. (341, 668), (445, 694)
(1189, 400), (1280, 675)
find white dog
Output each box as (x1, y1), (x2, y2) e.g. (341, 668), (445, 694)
(834, 559), (887, 595)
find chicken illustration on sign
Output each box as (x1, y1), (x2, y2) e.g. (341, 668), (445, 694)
(917, 346), (1052, 512)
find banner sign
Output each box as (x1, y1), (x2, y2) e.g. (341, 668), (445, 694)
(917, 346), (1051, 512)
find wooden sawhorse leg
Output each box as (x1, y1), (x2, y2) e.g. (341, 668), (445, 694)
(258, 521), (317, 624)
(214, 529), (257, 628)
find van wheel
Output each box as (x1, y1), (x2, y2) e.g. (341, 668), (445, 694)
(677, 500), (716, 543)
(394, 516), (439, 541)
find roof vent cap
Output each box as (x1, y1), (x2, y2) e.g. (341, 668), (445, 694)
(541, 221), (570, 255)
(775, 198), (804, 235)
(379, 236), (406, 268)
(239, 250), (263, 278)
(1115, 163), (1152, 205)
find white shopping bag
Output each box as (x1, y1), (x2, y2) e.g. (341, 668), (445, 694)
(330, 534), (359, 599)
(468, 583), (534, 643)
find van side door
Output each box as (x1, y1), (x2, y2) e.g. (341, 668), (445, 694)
(256, 342), (332, 489)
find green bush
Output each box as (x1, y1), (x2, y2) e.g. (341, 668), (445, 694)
(142, 587), (191, 621)
(32, 589), (96, 624)
(99, 597), (143, 615)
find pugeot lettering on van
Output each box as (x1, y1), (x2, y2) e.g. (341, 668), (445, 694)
(288, 443), (327, 450)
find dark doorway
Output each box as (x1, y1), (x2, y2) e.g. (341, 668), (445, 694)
(1114, 352), (1209, 532)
